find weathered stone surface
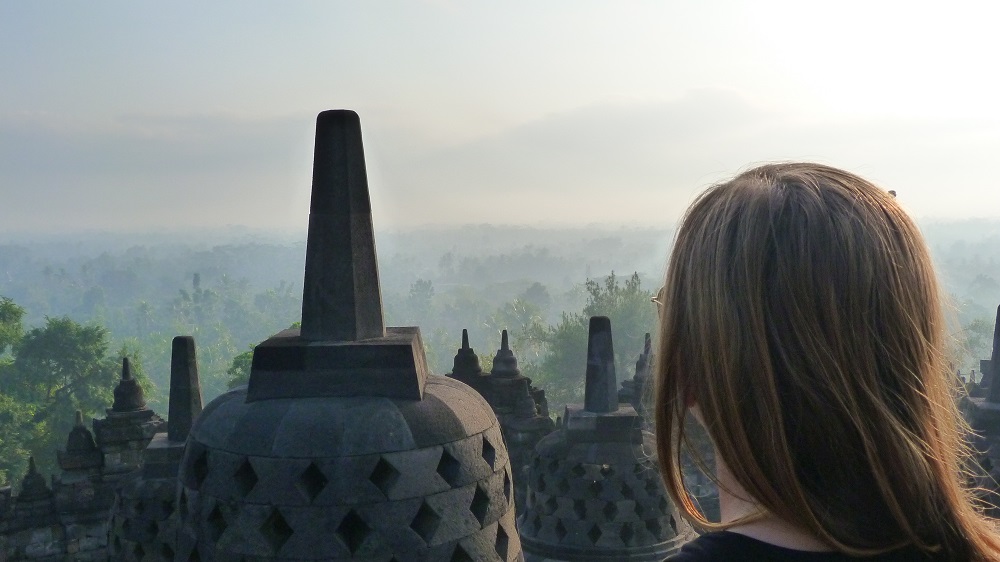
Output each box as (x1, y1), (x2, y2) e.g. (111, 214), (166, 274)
(178, 377), (521, 560)
(300, 109), (384, 343)
(584, 317), (618, 414)
(168, 335), (203, 442)
(248, 327), (429, 402)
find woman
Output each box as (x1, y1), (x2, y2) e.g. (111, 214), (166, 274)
(656, 163), (1000, 561)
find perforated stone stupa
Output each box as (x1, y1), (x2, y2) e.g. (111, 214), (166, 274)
(518, 317), (689, 561)
(447, 329), (555, 515)
(175, 110), (522, 560)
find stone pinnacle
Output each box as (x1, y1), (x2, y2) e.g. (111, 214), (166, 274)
(491, 329), (521, 378)
(300, 109), (385, 342)
(584, 316), (618, 413)
(169, 336), (203, 442)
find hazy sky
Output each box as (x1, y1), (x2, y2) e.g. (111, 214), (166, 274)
(4, 1), (1000, 233)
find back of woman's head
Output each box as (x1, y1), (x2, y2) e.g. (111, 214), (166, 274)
(655, 162), (1000, 559)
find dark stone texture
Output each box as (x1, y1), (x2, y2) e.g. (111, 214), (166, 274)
(17, 458), (53, 503)
(584, 317), (617, 414)
(247, 327), (429, 402)
(168, 335), (203, 442)
(491, 330), (521, 378)
(300, 109), (385, 343)
(113, 357), (147, 413)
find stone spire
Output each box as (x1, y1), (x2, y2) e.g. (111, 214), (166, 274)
(620, 332), (653, 416)
(168, 336), (203, 442)
(65, 410), (97, 453)
(491, 329), (521, 378)
(584, 316), (618, 413)
(989, 305), (1000, 403)
(247, 110), (428, 402)
(17, 457), (52, 501)
(636, 332), (652, 380)
(300, 109), (385, 343)
(112, 357), (146, 412)
(447, 329), (484, 391)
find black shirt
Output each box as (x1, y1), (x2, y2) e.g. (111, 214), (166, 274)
(667, 531), (942, 561)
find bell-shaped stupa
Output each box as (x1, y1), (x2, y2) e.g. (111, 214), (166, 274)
(175, 110), (521, 561)
(519, 317), (689, 561)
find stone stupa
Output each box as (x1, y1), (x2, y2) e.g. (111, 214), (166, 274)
(518, 317), (689, 561)
(174, 110), (522, 561)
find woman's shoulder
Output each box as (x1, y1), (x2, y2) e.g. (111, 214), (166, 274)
(665, 531), (941, 562)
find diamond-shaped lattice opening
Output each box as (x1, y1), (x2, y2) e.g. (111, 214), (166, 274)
(587, 524), (602, 545)
(557, 477), (570, 494)
(573, 498), (587, 519)
(112, 537), (121, 554)
(135, 499), (145, 516)
(622, 482), (635, 501)
(503, 471), (512, 504)
(645, 478), (660, 496)
(602, 501), (618, 521)
(531, 514), (542, 533)
(133, 543), (145, 559)
(260, 507), (293, 554)
(234, 458), (257, 498)
(620, 522), (635, 545)
(482, 436), (497, 470)
(571, 464), (586, 478)
(646, 518), (664, 540)
(470, 485), (490, 526)
(495, 524), (509, 559)
(336, 510), (371, 555)
(658, 497), (669, 512)
(179, 489), (188, 513)
(161, 497), (173, 516)
(297, 462), (328, 503)
(411, 501), (442, 543)
(160, 544), (174, 560)
(544, 496), (558, 515)
(437, 448), (462, 487)
(191, 449), (209, 489)
(190, 546), (201, 562)
(555, 520), (568, 542)
(634, 502), (646, 518)
(536, 476), (546, 493)
(669, 514), (678, 534)
(547, 458), (560, 473)
(145, 520), (158, 541)
(207, 504), (227, 542)
(589, 480), (602, 497)
(451, 544), (474, 562)
(369, 456), (400, 497)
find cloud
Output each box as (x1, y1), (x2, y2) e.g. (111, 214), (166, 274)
(0, 112), (314, 232)
(4, 93), (1000, 234)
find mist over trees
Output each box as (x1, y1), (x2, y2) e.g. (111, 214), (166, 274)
(1, 221), (999, 484)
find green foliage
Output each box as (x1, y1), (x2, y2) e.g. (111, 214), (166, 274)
(535, 272), (656, 412)
(0, 296), (25, 357)
(226, 345), (255, 389)
(0, 307), (128, 482)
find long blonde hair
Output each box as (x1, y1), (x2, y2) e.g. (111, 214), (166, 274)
(655, 163), (1000, 559)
